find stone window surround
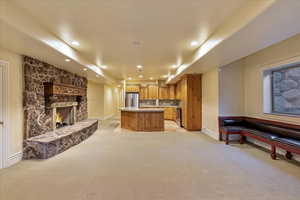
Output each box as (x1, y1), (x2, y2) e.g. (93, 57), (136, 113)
(263, 61), (300, 117)
(51, 102), (78, 130)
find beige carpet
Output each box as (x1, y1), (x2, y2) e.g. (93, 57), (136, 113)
(1, 121), (300, 200)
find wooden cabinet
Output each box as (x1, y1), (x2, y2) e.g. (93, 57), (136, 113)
(159, 87), (169, 99)
(176, 74), (202, 131)
(140, 87), (148, 100)
(169, 84), (176, 99)
(126, 85), (140, 93)
(148, 85), (158, 99)
(164, 107), (176, 120)
(176, 82), (181, 99)
(121, 110), (164, 131)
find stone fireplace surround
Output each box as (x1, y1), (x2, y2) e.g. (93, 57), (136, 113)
(23, 56), (98, 159)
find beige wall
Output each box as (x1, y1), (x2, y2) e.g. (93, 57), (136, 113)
(218, 33), (300, 125)
(104, 85), (119, 118)
(243, 33), (300, 124)
(87, 81), (120, 120)
(202, 68), (219, 139)
(219, 59), (245, 116)
(87, 81), (104, 119)
(0, 48), (23, 157)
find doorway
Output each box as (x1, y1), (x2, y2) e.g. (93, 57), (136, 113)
(0, 60), (8, 169)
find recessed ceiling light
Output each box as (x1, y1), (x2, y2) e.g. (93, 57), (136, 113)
(191, 41), (199, 47)
(172, 64), (177, 69)
(162, 74), (169, 78)
(83, 68), (88, 71)
(65, 58), (71, 62)
(150, 77), (153, 80)
(137, 65), (143, 69)
(71, 41), (80, 46)
(128, 77), (132, 80)
(139, 75), (143, 78)
(132, 41), (142, 47)
(101, 65), (107, 69)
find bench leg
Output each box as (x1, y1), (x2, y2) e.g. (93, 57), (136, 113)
(219, 132), (223, 141)
(225, 133), (229, 145)
(239, 135), (245, 144)
(285, 151), (293, 160)
(271, 145), (277, 160)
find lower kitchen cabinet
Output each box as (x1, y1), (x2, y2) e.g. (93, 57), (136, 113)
(164, 107), (176, 121)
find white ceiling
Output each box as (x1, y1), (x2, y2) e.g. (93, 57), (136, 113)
(10, 0), (248, 81)
(0, 21), (108, 84)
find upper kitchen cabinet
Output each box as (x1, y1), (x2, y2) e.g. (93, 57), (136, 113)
(158, 87), (169, 99)
(148, 85), (158, 99)
(140, 86), (148, 100)
(126, 85), (140, 93)
(169, 84), (176, 99)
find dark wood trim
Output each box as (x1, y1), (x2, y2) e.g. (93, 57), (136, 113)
(245, 116), (300, 130)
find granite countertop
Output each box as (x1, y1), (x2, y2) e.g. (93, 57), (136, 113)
(120, 107), (164, 112)
(140, 105), (180, 108)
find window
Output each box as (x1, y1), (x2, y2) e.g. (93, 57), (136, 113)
(264, 63), (300, 116)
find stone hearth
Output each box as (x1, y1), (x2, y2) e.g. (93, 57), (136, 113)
(23, 119), (98, 159)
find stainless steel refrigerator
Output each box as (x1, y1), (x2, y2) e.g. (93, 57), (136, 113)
(125, 93), (139, 108)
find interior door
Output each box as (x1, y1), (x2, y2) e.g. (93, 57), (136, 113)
(0, 64), (4, 168)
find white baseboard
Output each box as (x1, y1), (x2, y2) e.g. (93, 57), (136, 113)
(5, 151), (22, 168)
(202, 128), (219, 140)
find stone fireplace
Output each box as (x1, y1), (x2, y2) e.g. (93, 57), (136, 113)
(51, 102), (78, 129)
(23, 56), (98, 160)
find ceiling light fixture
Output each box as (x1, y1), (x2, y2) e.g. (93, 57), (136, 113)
(101, 65), (107, 69)
(137, 65), (143, 69)
(83, 68), (88, 71)
(150, 77), (153, 80)
(162, 74), (169, 78)
(139, 75), (143, 78)
(65, 58), (71, 62)
(128, 77), (132, 80)
(191, 41), (199, 47)
(71, 41), (80, 46)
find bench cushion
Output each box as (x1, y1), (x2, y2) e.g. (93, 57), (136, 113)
(243, 129), (278, 140)
(223, 119), (244, 127)
(221, 126), (244, 133)
(262, 125), (300, 140)
(273, 137), (300, 148)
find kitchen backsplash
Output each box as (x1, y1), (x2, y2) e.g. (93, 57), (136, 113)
(159, 99), (180, 106)
(139, 99), (157, 106)
(140, 99), (180, 107)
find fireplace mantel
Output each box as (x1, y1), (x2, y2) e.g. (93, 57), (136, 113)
(50, 102), (78, 108)
(44, 82), (85, 96)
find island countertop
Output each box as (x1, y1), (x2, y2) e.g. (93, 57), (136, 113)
(120, 107), (164, 112)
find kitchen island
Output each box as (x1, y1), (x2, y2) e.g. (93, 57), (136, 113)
(120, 108), (164, 131)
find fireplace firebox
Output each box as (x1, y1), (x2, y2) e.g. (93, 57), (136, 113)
(51, 102), (78, 130)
